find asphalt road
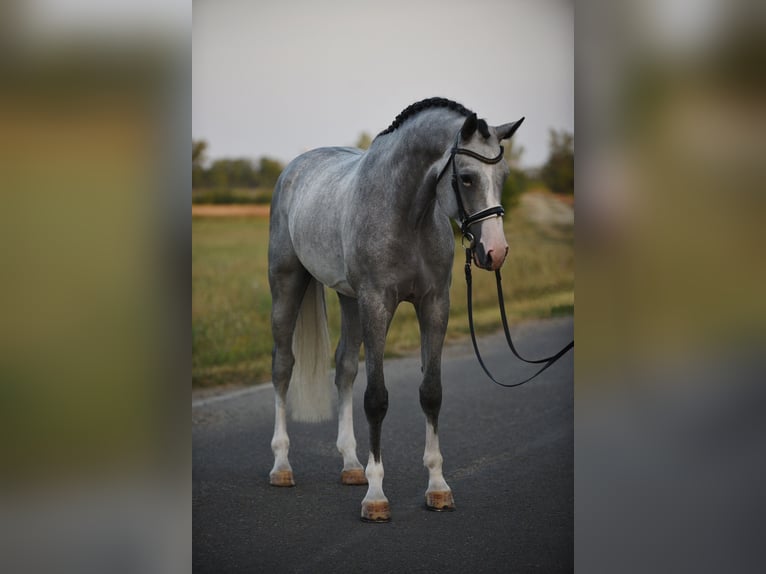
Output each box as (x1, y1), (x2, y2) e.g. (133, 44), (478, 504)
(193, 317), (573, 573)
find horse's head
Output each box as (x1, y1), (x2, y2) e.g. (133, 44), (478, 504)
(436, 113), (524, 271)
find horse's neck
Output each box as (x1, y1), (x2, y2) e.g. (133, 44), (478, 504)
(371, 115), (460, 226)
(389, 114), (457, 166)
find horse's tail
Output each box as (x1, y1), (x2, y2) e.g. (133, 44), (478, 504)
(287, 277), (334, 422)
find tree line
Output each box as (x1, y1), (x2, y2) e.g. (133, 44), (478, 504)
(192, 140), (285, 204)
(192, 128), (572, 204)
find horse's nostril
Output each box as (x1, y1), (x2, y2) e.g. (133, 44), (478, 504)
(486, 250), (494, 265)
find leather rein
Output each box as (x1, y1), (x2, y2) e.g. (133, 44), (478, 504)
(436, 129), (574, 388)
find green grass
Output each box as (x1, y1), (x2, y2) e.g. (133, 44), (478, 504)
(192, 203), (573, 387)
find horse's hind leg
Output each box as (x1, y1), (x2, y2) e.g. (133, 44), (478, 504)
(268, 259), (311, 487)
(335, 294), (366, 485)
(416, 291), (455, 511)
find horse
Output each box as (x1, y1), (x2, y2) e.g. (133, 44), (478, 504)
(267, 97), (524, 522)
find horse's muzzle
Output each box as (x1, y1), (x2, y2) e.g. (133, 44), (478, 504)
(474, 245), (509, 271)
(473, 218), (508, 270)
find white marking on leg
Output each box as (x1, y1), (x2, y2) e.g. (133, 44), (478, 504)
(270, 395), (292, 476)
(336, 388), (363, 471)
(423, 422), (450, 494)
(362, 453), (387, 503)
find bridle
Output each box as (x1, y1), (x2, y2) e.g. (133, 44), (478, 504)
(436, 129), (506, 247)
(437, 126), (574, 388)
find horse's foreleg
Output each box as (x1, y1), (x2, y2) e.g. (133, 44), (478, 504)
(335, 294), (366, 485)
(358, 291), (396, 522)
(416, 292), (455, 511)
(268, 267), (310, 487)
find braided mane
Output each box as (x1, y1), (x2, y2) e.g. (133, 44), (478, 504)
(376, 97), (473, 138)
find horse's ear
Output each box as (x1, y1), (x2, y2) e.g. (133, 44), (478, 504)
(495, 117), (525, 141)
(460, 113), (478, 140)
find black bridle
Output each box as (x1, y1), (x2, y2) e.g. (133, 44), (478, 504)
(436, 130), (506, 246)
(438, 128), (574, 388)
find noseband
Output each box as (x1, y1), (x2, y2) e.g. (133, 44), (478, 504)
(436, 130), (506, 245)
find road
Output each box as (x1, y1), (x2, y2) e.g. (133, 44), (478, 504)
(193, 317), (573, 573)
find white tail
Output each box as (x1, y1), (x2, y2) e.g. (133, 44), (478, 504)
(286, 278), (333, 422)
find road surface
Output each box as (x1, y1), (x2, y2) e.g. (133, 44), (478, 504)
(193, 317), (573, 573)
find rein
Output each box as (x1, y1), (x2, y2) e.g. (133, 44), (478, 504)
(464, 249), (574, 388)
(438, 128), (574, 388)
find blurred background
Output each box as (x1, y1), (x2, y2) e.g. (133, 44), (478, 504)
(0, 0), (190, 573)
(1, 0), (765, 571)
(576, 0), (766, 571)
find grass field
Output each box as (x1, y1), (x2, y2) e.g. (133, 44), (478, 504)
(192, 192), (573, 387)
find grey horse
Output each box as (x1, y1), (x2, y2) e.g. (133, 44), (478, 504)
(267, 97), (524, 522)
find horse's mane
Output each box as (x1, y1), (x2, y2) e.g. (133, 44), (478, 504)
(376, 97), (489, 139)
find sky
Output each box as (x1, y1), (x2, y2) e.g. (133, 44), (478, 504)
(193, 0), (573, 168)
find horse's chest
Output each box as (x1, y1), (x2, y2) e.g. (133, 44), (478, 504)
(394, 264), (447, 303)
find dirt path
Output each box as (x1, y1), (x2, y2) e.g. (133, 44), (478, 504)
(520, 189), (574, 226)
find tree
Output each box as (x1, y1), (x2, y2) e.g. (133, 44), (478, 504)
(258, 157), (284, 188)
(193, 140), (207, 166)
(192, 140), (208, 188)
(207, 159), (231, 189)
(355, 132), (372, 150)
(541, 129), (574, 195)
(229, 158), (258, 188)
(501, 139), (528, 209)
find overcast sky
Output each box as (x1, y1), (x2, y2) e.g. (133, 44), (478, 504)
(193, 0), (573, 168)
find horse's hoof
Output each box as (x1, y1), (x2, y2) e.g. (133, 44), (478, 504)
(361, 500), (391, 522)
(269, 469), (295, 487)
(341, 468), (368, 486)
(425, 490), (455, 511)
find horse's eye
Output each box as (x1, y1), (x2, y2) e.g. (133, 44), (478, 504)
(460, 175), (473, 188)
